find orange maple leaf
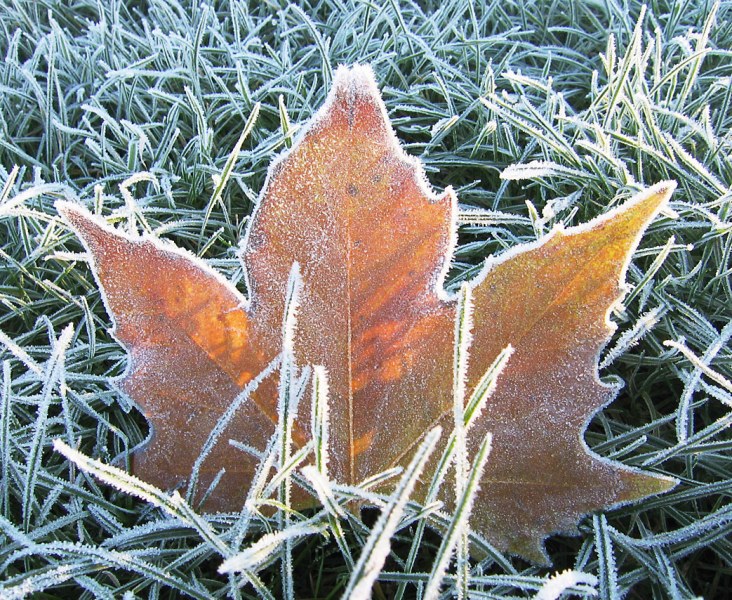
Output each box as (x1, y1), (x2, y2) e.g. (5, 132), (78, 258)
(58, 65), (675, 562)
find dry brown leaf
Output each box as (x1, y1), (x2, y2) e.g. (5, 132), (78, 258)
(58, 65), (676, 561)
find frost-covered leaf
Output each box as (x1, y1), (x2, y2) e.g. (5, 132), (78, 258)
(57, 64), (676, 562)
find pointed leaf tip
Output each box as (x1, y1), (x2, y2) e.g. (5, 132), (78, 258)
(56, 200), (89, 230)
(617, 469), (678, 504)
(332, 63), (380, 96)
(603, 180), (676, 233)
(57, 201), (121, 252)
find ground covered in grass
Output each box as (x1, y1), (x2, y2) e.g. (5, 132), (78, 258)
(1, 1), (731, 598)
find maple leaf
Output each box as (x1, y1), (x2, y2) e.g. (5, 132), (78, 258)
(57, 64), (676, 562)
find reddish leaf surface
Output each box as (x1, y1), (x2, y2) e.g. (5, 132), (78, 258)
(58, 65), (675, 561)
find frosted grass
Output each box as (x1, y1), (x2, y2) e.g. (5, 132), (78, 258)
(341, 427), (442, 600)
(1, 0), (730, 598)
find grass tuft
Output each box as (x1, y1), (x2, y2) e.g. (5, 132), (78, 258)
(1, 1), (730, 598)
